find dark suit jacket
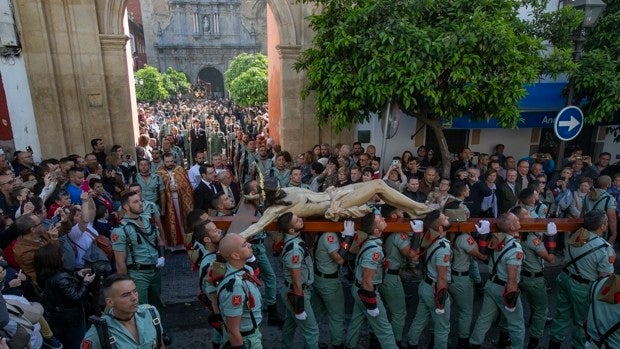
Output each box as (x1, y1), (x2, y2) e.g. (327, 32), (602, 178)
(497, 181), (521, 214)
(190, 128), (207, 154)
(194, 181), (223, 210)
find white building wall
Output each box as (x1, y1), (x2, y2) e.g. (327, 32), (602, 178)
(356, 112), (418, 168)
(0, 55), (41, 162)
(469, 128), (534, 160)
(601, 125), (620, 162)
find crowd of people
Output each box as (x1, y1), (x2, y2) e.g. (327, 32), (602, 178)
(0, 97), (616, 349)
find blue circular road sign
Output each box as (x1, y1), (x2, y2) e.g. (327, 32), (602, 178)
(554, 106), (584, 141)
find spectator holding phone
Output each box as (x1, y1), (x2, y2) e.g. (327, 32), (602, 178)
(35, 243), (96, 349)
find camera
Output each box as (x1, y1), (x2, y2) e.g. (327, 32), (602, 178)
(536, 153), (547, 159)
(392, 159), (399, 167)
(575, 156), (583, 160)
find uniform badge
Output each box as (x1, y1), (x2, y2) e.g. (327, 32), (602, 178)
(81, 340), (92, 349)
(327, 235), (335, 243)
(372, 252), (380, 261)
(111, 233), (118, 242)
(232, 295), (242, 306)
(400, 233), (408, 241)
(467, 236), (475, 245)
(533, 238), (541, 246)
(516, 251), (523, 260)
(443, 254), (450, 263)
(292, 255), (300, 264)
(610, 255), (616, 264)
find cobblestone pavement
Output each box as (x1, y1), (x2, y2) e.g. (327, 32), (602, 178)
(158, 234), (619, 349)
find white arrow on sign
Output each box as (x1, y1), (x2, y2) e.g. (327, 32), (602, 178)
(558, 115), (580, 132)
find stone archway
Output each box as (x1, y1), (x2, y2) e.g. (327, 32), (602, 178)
(265, 0), (353, 154)
(13, 0), (137, 159)
(198, 67), (225, 98)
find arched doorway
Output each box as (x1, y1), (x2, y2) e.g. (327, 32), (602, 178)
(198, 67), (225, 98)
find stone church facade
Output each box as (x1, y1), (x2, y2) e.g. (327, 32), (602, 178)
(141, 0), (266, 96)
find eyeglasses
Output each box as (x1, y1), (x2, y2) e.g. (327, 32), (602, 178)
(539, 181), (547, 184)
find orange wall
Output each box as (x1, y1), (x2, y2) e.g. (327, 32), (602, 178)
(267, 4), (281, 145)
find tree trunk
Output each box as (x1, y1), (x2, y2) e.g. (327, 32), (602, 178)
(416, 112), (452, 178)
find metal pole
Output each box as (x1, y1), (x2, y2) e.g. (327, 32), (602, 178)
(556, 28), (585, 169)
(380, 100), (391, 171)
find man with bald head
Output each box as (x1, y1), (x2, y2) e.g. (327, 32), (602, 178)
(217, 234), (263, 348)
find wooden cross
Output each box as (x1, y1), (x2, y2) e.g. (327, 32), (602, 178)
(212, 198), (584, 235)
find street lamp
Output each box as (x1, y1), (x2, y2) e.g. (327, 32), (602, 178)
(572, 0), (607, 28)
(556, 0), (606, 166)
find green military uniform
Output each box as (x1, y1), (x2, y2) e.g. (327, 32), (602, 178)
(448, 233), (477, 341)
(525, 203), (547, 219)
(111, 214), (162, 308)
(519, 232), (548, 341)
(271, 168), (291, 188)
(312, 232), (345, 347)
(583, 189), (617, 214)
(135, 173), (163, 205)
(217, 264), (263, 348)
(142, 200), (160, 218)
(345, 236), (396, 348)
(549, 230), (615, 348)
(406, 233), (452, 348)
(586, 275), (620, 349)
(82, 304), (163, 349)
(198, 248), (222, 346)
(249, 231), (277, 307)
(209, 130), (226, 156)
(379, 232), (410, 342)
(470, 235), (524, 349)
(280, 234), (319, 349)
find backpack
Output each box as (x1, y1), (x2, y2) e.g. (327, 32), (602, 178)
(0, 296), (44, 349)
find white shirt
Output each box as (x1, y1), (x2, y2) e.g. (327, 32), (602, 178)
(188, 164), (202, 189)
(68, 223), (98, 268)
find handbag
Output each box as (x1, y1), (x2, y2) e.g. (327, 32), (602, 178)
(85, 228), (113, 258)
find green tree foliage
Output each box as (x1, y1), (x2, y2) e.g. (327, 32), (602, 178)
(135, 65), (169, 102)
(225, 53), (268, 89)
(572, 0), (620, 127)
(162, 67), (191, 97)
(295, 0), (581, 175)
(229, 67), (268, 107)
(225, 53), (268, 106)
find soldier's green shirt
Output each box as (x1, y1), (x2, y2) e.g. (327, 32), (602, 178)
(217, 264), (263, 332)
(488, 235), (523, 283)
(281, 234), (314, 285)
(134, 173), (163, 204)
(198, 249), (219, 295)
(564, 231), (615, 281)
(355, 237), (384, 285)
(452, 233), (477, 272)
(583, 189), (617, 214)
(384, 232), (411, 271)
(142, 199), (160, 218)
(424, 236), (451, 282)
(314, 232), (340, 274)
(82, 304), (163, 349)
(525, 202), (548, 219)
(521, 233), (546, 273)
(111, 213), (160, 266)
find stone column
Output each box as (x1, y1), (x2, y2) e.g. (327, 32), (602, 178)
(100, 33), (139, 154)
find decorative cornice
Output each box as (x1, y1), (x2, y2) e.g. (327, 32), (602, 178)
(99, 34), (129, 50)
(276, 45), (302, 59)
